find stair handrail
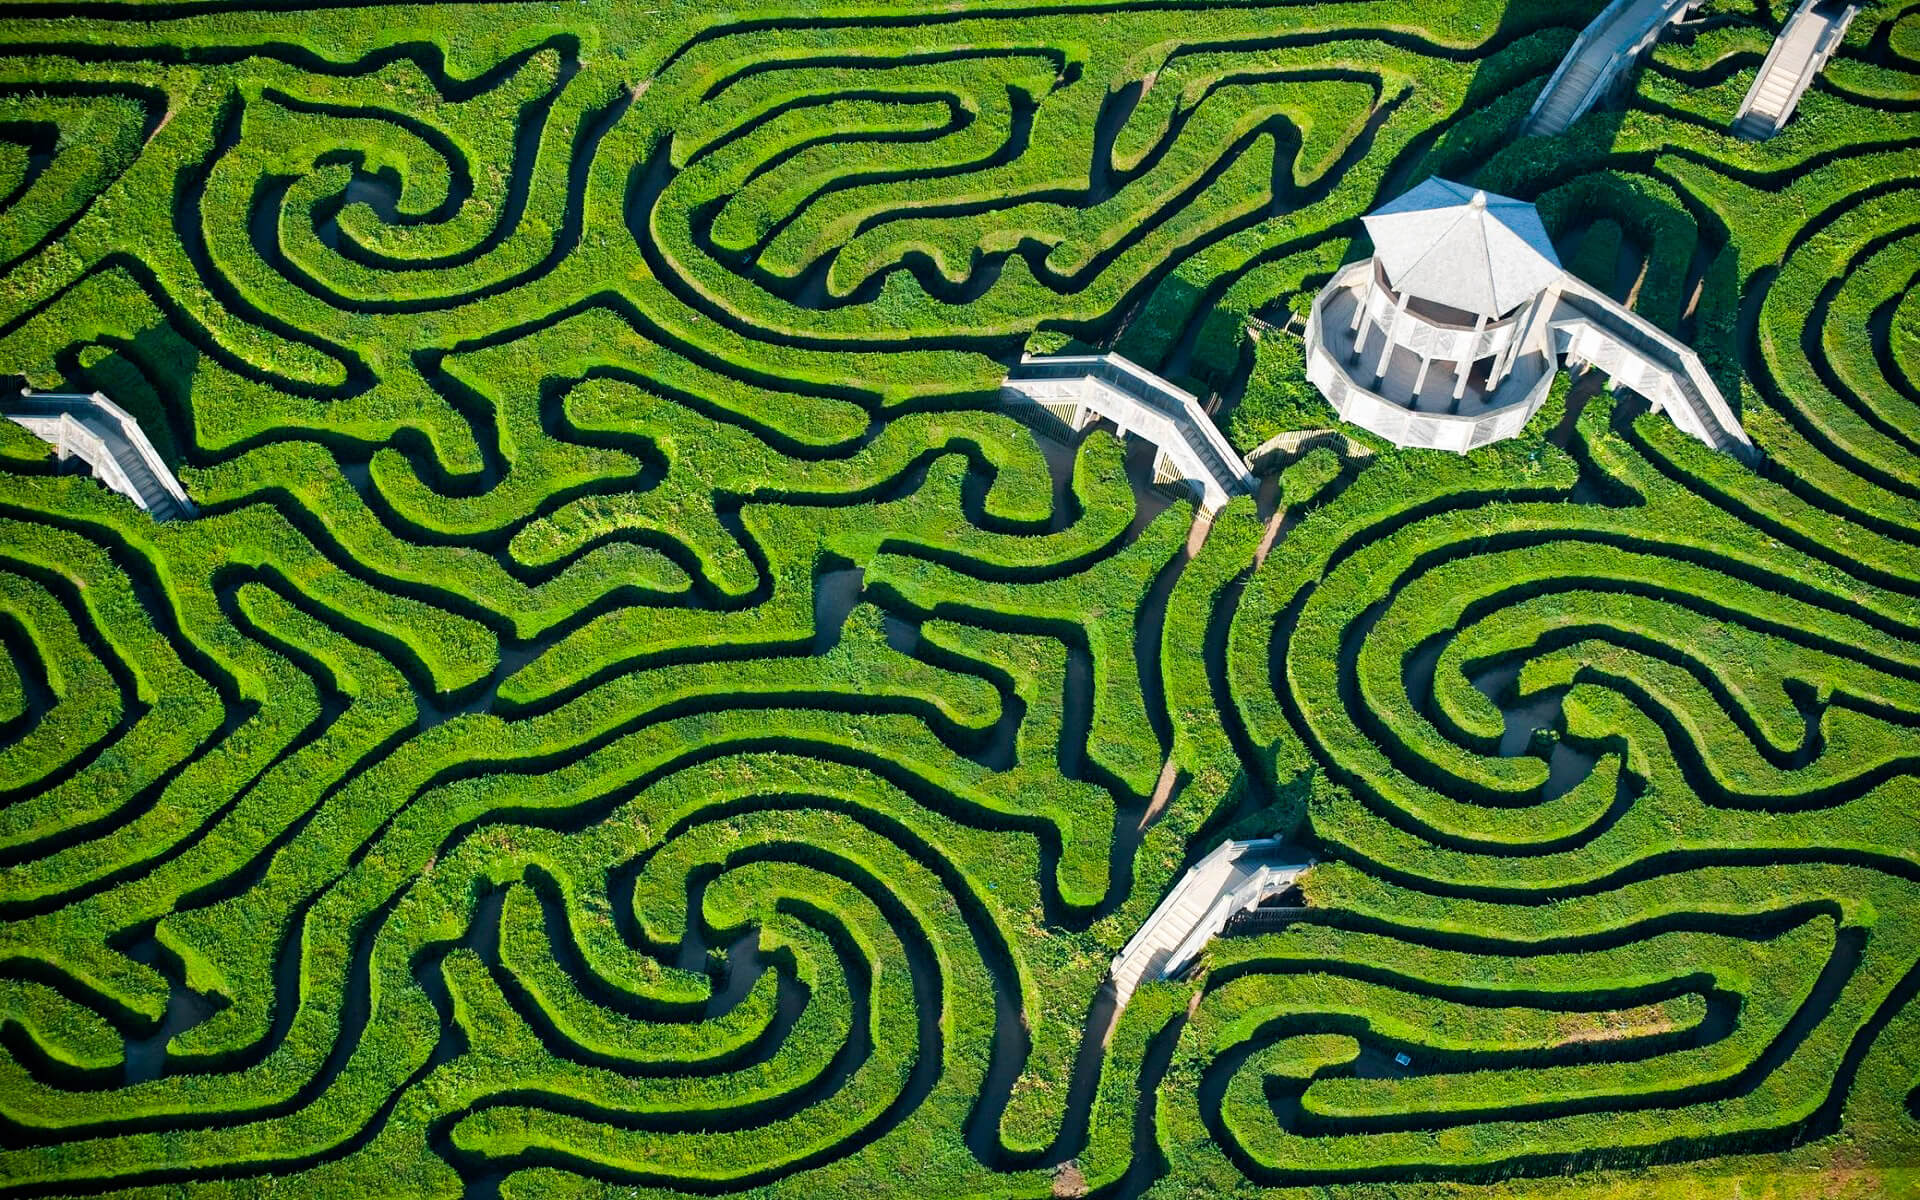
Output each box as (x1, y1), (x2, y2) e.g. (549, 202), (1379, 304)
(1110, 838), (1237, 976)
(1160, 866), (1277, 978)
(1017, 352), (1254, 488)
(1732, 0), (1809, 125)
(1008, 352), (1256, 509)
(1551, 276), (1753, 458)
(1525, 0), (1640, 129)
(1157, 851), (1311, 980)
(43, 413), (122, 492)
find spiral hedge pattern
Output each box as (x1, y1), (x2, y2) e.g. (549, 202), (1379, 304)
(0, 0), (1916, 1196)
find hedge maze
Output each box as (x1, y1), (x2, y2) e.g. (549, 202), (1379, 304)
(0, 0), (1916, 1196)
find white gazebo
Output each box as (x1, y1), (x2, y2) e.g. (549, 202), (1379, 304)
(1304, 177), (1753, 458)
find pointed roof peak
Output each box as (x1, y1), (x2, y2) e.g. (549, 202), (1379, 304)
(1361, 176), (1563, 317)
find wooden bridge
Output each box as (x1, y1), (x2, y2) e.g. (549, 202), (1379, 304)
(1109, 839), (1311, 1006)
(1733, 0), (1858, 139)
(1522, 0), (1699, 136)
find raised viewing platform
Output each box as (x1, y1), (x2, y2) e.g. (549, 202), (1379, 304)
(1002, 352), (1255, 513)
(1308, 260), (1558, 453)
(1304, 177), (1753, 460)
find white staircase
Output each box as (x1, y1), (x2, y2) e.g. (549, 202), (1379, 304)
(1528, 59), (1605, 135)
(4, 391), (194, 520)
(1548, 273), (1755, 461)
(1733, 0), (1857, 139)
(1002, 352), (1256, 514)
(1523, 0), (1700, 137)
(1109, 839), (1310, 1005)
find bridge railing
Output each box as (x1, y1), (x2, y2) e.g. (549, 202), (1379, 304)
(1524, 0), (1698, 133)
(1160, 864), (1291, 978)
(1549, 276), (1753, 458)
(1004, 352), (1255, 509)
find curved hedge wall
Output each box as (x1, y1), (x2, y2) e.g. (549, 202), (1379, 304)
(0, 0), (1915, 1197)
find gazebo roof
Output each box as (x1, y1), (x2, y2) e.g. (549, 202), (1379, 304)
(1361, 177), (1563, 318)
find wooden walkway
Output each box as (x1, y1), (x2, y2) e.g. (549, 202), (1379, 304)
(1733, 0), (1858, 139)
(1002, 353), (1255, 513)
(1549, 274), (1754, 459)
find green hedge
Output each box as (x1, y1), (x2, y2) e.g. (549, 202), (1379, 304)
(0, 0), (1915, 1195)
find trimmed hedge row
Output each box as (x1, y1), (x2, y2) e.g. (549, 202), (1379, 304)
(1234, 393), (1920, 892)
(1166, 895), (1879, 1179)
(1, 0), (1915, 1196)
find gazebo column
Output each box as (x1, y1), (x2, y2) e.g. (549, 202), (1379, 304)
(1352, 274), (1389, 360)
(1490, 297), (1534, 389)
(1411, 353), (1435, 397)
(1490, 335), (1517, 390)
(1453, 312), (1489, 400)
(1373, 291), (1410, 382)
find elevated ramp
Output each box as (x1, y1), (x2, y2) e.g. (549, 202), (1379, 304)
(5, 391), (194, 520)
(1549, 275), (1754, 460)
(1003, 353), (1255, 513)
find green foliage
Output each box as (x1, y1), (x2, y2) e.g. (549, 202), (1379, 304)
(0, 2), (1914, 1198)
(1279, 446), (1343, 508)
(1566, 217), (1623, 293)
(1227, 333), (1332, 453)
